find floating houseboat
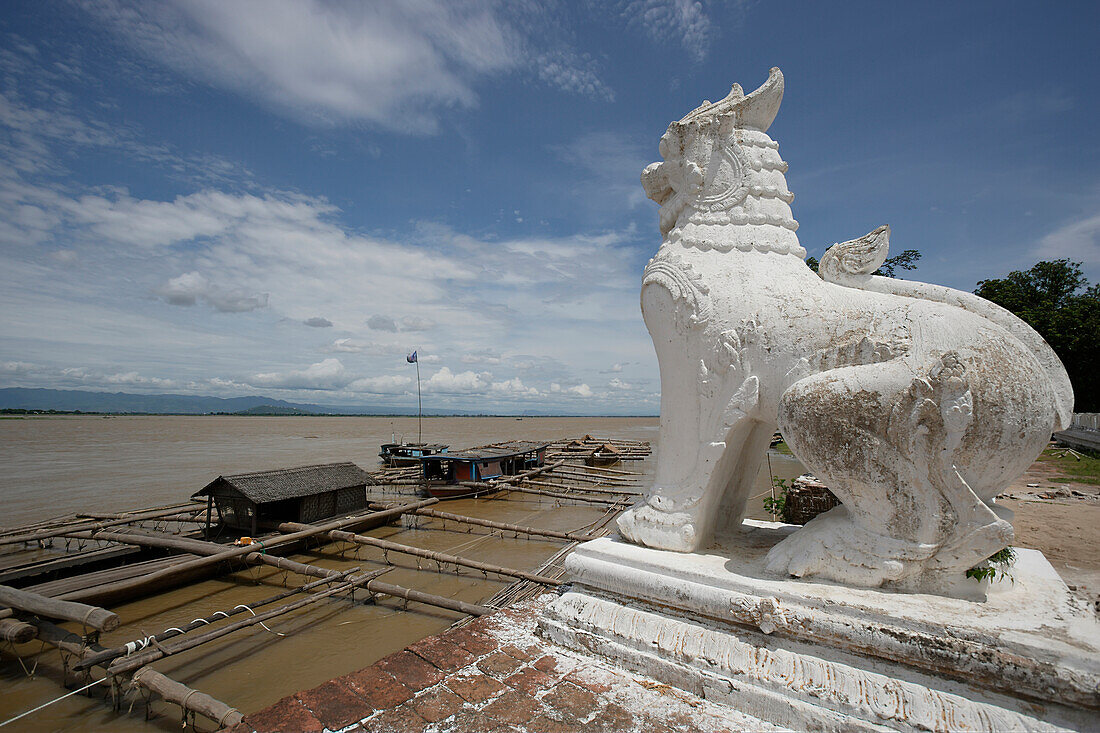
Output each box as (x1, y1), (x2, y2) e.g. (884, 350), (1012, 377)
(418, 441), (548, 498)
(379, 442), (449, 467)
(191, 462), (377, 535)
(586, 442), (623, 467)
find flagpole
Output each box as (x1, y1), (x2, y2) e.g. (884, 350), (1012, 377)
(416, 359), (422, 445)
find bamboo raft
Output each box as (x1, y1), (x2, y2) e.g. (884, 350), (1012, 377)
(0, 434), (649, 730)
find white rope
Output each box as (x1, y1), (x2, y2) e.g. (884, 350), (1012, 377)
(0, 677), (107, 728)
(233, 604), (285, 637)
(123, 636), (155, 656)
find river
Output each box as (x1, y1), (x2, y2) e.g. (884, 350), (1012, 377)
(0, 416), (805, 731)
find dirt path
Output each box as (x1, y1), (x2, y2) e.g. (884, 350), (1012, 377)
(999, 459), (1100, 609)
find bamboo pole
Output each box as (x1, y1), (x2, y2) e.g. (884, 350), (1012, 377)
(268, 520), (563, 586)
(245, 552), (344, 580)
(56, 499), (438, 604)
(0, 617), (37, 643)
(0, 584), (119, 631)
(109, 574), (378, 676)
(31, 620), (242, 729)
(490, 459), (566, 485)
(75, 567), (370, 671)
(109, 568), (485, 677)
(32, 618), (106, 657)
(558, 462), (644, 476)
(131, 668), (243, 729)
(0, 503), (207, 546)
(520, 478), (642, 496)
(368, 503), (596, 542)
(545, 467), (637, 485)
(362, 578), (490, 617)
(463, 481), (630, 506)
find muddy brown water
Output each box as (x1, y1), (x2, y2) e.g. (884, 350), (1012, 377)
(0, 416), (805, 732)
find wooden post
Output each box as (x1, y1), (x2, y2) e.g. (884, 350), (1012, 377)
(269, 520), (563, 586)
(75, 567), (370, 672)
(32, 620), (242, 729)
(0, 502), (207, 547)
(0, 617), (37, 643)
(109, 571), (392, 676)
(131, 668), (243, 729)
(0, 585), (119, 631)
(56, 498), (440, 605)
(367, 503), (597, 542)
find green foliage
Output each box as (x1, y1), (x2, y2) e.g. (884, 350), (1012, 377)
(1037, 446), (1100, 485)
(804, 250), (921, 277)
(875, 249), (921, 277)
(966, 546), (1017, 583)
(763, 476), (789, 519)
(975, 260), (1099, 411)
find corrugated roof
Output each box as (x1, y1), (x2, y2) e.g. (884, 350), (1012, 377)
(432, 441), (548, 462)
(192, 461), (376, 504)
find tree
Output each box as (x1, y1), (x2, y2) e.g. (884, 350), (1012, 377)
(975, 259), (1099, 413)
(805, 249), (922, 277)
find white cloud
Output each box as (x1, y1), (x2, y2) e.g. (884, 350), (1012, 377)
(329, 338), (366, 353)
(490, 377), (540, 397)
(83, 0), (519, 132)
(567, 383), (593, 397)
(79, 1), (618, 133)
(346, 374), (413, 394)
(368, 315), (398, 332)
(622, 0), (715, 62)
(424, 366), (487, 394)
(156, 271), (269, 312)
(401, 316), (435, 331)
(1, 361), (35, 375)
(608, 377), (632, 389)
(0, 181), (657, 412)
(1034, 212), (1100, 270)
(252, 358), (348, 390)
(535, 51), (614, 101)
(461, 349), (503, 365)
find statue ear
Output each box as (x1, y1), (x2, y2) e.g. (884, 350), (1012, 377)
(690, 141), (745, 210)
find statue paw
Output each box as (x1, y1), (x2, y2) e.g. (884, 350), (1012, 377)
(617, 501), (699, 552)
(764, 507), (911, 587)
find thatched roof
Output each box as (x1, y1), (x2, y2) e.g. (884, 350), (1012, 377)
(440, 441), (548, 462)
(192, 462), (376, 504)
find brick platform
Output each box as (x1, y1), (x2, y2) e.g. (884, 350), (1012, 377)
(226, 595), (783, 732)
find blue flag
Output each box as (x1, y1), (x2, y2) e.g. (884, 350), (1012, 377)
(406, 351), (417, 363)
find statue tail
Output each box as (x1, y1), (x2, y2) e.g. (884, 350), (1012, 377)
(819, 226), (1074, 429)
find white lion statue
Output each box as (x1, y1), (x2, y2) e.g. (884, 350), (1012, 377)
(618, 68), (1073, 593)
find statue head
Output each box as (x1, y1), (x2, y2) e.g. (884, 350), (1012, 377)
(642, 68), (803, 257)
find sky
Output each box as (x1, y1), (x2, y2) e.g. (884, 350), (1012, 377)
(1, 1), (1097, 415)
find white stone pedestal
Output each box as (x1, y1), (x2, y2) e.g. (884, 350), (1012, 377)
(540, 521), (1100, 732)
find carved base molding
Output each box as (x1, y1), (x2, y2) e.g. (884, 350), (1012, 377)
(539, 529), (1099, 732)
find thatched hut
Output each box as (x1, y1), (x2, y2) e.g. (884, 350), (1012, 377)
(192, 462), (377, 535)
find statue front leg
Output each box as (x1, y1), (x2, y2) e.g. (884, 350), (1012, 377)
(618, 281), (767, 551)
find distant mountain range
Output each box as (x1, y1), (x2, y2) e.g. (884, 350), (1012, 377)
(0, 388), (471, 416)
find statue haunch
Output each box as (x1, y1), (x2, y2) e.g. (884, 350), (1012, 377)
(618, 68), (1074, 593)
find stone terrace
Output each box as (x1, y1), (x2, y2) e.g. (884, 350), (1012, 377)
(225, 595), (783, 733)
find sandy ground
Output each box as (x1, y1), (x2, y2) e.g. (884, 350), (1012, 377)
(998, 459), (1100, 610)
